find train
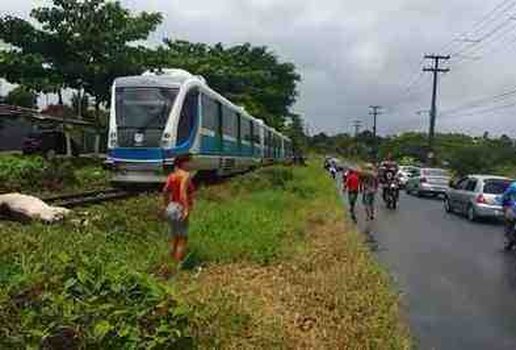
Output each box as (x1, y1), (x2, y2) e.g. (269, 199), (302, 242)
(105, 68), (293, 184)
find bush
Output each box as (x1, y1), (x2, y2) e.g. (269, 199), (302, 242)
(0, 155), (108, 193)
(1, 254), (190, 348)
(0, 155), (47, 192)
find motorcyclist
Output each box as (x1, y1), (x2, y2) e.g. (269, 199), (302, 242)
(379, 153), (399, 201)
(501, 182), (516, 250)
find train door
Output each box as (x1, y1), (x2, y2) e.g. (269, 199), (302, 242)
(176, 89), (199, 150)
(200, 93), (222, 155)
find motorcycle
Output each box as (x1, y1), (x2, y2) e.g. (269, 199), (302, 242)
(384, 181), (399, 209)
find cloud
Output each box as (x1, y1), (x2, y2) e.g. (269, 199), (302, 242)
(3, 0), (515, 136)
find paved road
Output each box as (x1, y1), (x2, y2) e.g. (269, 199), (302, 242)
(351, 191), (516, 349)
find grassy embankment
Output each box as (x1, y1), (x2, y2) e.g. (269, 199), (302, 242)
(0, 154), (109, 195)
(0, 161), (410, 348)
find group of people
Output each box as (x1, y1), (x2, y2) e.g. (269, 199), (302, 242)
(343, 164), (379, 222)
(325, 154), (400, 223)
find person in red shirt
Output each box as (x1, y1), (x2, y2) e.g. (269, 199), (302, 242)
(345, 168), (361, 222)
(162, 155), (195, 262)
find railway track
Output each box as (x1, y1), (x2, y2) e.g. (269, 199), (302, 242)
(44, 188), (138, 208)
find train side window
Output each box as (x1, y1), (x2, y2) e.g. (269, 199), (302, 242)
(177, 89), (198, 146)
(253, 123), (261, 145)
(241, 118), (251, 142)
(222, 107), (236, 138)
(201, 94), (218, 131)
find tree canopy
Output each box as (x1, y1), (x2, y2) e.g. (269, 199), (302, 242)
(0, 0), (162, 107)
(0, 0), (301, 130)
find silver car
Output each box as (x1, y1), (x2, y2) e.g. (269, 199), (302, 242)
(444, 175), (512, 221)
(406, 167), (450, 196)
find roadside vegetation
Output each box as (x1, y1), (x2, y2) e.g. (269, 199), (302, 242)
(0, 154), (109, 195)
(1, 162), (410, 348)
(311, 130), (516, 177)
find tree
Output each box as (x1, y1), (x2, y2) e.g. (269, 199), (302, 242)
(0, 0), (162, 116)
(448, 144), (494, 176)
(151, 40), (300, 128)
(283, 113), (306, 152)
(5, 86), (36, 108)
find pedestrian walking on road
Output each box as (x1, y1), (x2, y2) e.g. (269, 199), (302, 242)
(162, 155), (195, 263)
(361, 163), (379, 221)
(346, 169), (361, 223)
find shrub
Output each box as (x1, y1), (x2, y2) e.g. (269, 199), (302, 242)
(1, 254), (191, 348)
(0, 155), (47, 192)
(0, 155), (108, 193)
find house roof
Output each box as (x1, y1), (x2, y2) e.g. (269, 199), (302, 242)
(0, 104), (94, 127)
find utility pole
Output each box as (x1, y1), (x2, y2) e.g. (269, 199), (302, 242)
(352, 120), (362, 138)
(351, 120), (362, 157)
(423, 54), (449, 162)
(369, 105), (382, 161)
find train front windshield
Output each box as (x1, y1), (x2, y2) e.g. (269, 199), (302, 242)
(115, 87), (178, 147)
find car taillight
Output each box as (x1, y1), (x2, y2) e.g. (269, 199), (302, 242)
(420, 177), (427, 183)
(476, 194), (487, 204)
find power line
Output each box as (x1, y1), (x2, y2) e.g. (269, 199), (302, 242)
(440, 86), (516, 116)
(438, 0), (516, 54)
(442, 100), (516, 120)
(450, 18), (516, 66)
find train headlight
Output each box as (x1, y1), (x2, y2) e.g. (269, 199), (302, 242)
(161, 133), (171, 148)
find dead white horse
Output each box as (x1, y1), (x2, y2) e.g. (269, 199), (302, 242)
(0, 193), (70, 222)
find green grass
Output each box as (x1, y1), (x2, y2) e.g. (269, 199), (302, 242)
(0, 164), (322, 347)
(190, 165), (321, 263)
(0, 162), (410, 348)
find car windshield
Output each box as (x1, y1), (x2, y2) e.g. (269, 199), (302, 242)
(483, 179), (512, 194)
(115, 87), (178, 130)
(423, 169), (448, 177)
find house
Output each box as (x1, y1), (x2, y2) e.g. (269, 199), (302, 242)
(0, 104), (106, 153)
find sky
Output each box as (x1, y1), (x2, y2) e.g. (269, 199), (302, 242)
(3, 0), (516, 136)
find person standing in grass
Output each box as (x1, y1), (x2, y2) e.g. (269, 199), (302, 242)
(162, 155), (194, 262)
(360, 163), (379, 221)
(345, 168), (361, 222)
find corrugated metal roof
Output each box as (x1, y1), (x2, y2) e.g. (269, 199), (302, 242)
(0, 104), (94, 127)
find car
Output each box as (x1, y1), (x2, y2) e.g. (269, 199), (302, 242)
(22, 130), (80, 157)
(406, 167), (450, 196)
(397, 165), (419, 188)
(444, 175), (512, 221)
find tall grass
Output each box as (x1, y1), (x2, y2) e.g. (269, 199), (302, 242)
(0, 164), (323, 347)
(190, 165), (321, 263)
(1, 162), (410, 348)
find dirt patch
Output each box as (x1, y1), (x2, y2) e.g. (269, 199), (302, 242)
(178, 208), (411, 349)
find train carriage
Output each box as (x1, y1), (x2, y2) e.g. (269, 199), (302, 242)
(105, 69), (291, 184)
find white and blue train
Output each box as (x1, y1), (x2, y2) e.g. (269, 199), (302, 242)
(105, 69), (293, 184)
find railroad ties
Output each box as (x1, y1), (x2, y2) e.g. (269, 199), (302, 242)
(44, 188), (136, 208)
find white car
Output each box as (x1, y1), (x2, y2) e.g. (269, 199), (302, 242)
(397, 166), (419, 188)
